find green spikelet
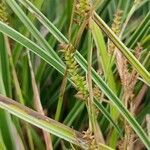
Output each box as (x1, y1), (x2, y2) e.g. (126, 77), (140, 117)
(111, 10), (123, 35)
(75, 0), (91, 16)
(74, 0), (92, 25)
(60, 43), (88, 100)
(0, 1), (8, 24)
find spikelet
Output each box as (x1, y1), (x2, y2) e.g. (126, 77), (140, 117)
(134, 43), (142, 60)
(111, 10), (123, 35)
(125, 123), (135, 141)
(108, 10), (123, 54)
(108, 10), (133, 102)
(123, 43), (143, 103)
(0, 1), (8, 24)
(82, 129), (97, 149)
(82, 129), (106, 150)
(93, 86), (101, 100)
(108, 10), (129, 95)
(74, 0), (92, 25)
(60, 43), (88, 100)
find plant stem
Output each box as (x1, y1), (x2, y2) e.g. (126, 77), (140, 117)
(27, 51), (53, 150)
(55, 70), (68, 121)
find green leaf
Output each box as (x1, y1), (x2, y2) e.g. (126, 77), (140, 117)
(0, 21), (65, 76)
(93, 98), (122, 136)
(126, 12), (150, 48)
(0, 55), (17, 150)
(90, 20), (117, 93)
(0, 130), (6, 150)
(0, 95), (88, 149)
(0, 33), (12, 97)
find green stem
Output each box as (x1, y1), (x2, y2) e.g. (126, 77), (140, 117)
(55, 70), (68, 121)
(87, 28), (105, 144)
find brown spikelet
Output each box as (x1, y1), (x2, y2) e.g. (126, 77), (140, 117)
(93, 86), (101, 100)
(108, 9), (142, 148)
(129, 43), (143, 101)
(82, 129), (97, 149)
(134, 42), (142, 60)
(108, 9), (135, 104)
(125, 43), (143, 103)
(121, 43), (143, 150)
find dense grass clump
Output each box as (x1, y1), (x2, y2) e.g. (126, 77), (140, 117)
(0, 0), (149, 149)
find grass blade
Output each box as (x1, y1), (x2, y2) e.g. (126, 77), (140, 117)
(127, 12), (150, 48)
(90, 20), (117, 93)
(0, 21), (65, 76)
(93, 98), (122, 136)
(0, 33), (12, 97)
(0, 95), (88, 149)
(0, 130), (6, 150)
(0, 56), (19, 150)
